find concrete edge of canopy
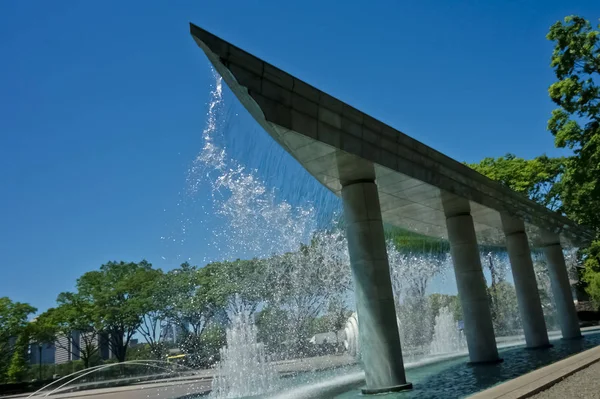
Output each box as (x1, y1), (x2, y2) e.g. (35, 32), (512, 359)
(188, 23), (593, 249)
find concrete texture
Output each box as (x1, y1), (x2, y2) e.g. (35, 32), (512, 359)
(542, 231), (581, 340)
(341, 180), (410, 392)
(443, 195), (499, 363)
(189, 23), (594, 249)
(528, 360), (600, 399)
(469, 344), (600, 399)
(502, 214), (550, 348)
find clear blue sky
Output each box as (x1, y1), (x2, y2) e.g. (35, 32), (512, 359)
(1, 0), (598, 313)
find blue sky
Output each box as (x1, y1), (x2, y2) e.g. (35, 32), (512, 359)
(1, 0), (598, 313)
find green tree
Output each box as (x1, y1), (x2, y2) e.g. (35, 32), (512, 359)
(255, 306), (289, 353)
(310, 299), (352, 335)
(29, 314), (58, 380)
(467, 154), (565, 211)
(488, 281), (521, 336)
(547, 16), (600, 228)
(0, 297), (36, 382)
(196, 323), (226, 366)
(67, 260), (162, 362)
(582, 240), (600, 306)
(35, 301), (101, 369)
(136, 269), (169, 359)
(547, 15), (600, 302)
(427, 293), (462, 323)
(162, 263), (221, 356)
(125, 343), (153, 361)
(7, 329), (30, 383)
(269, 247), (341, 355)
(199, 259), (267, 319)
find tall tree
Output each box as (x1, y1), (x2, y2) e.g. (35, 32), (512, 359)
(547, 16), (600, 228)
(135, 269), (169, 359)
(0, 297), (36, 382)
(547, 16), (600, 303)
(265, 234), (352, 355)
(200, 259), (267, 319)
(35, 299), (101, 369)
(29, 314), (60, 380)
(7, 329), (30, 383)
(162, 263), (220, 355)
(69, 260), (161, 362)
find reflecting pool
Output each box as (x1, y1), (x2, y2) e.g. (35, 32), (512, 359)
(336, 330), (600, 398)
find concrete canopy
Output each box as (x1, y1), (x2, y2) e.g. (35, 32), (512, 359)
(190, 23), (593, 248)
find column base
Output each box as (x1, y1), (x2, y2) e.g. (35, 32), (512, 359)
(361, 382), (413, 395)
(467, 358), (503, 366)
(525, 343), (553, 350)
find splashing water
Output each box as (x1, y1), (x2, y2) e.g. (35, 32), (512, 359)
(191, 72), (349, 396)
(179, 70), (557, 396)
(211, 313), (279, 398)
(186, 73), (319, 259)
(430, 307), (465, 355)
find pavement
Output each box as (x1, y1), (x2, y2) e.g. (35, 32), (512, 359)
(469, 342), (600, 399)
(528, 360), (600, 398)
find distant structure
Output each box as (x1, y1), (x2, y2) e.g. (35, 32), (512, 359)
(162, 322), (186, 344)
(28, 331), (116, 366)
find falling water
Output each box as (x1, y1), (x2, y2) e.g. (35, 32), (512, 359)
(179, 70), (559, 396)
(189, 72), (349, 397)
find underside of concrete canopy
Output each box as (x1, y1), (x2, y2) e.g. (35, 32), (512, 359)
(190, 23), (594, 248)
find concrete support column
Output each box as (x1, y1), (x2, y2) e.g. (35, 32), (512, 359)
(341, 179), (412, 394)
(442, 194), (500, 364)
(541, 231), (581, 340)
(501, 214), (550, 349)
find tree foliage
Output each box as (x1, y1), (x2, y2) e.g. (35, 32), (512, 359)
(547, 16), (600, 228)
(161, 262), (220, 350)
(467, 154), (565, 211)
(135, 269), (168, 360)
(63, 260), (162, 362)
(199, 259), (267, 318)
(7, 330), (30, 383)
(35, 299), (101, 368)
(0, 297), (36, 382)
(547, 16), (600, 303)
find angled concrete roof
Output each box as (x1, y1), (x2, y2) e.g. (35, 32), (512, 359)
(190, 23), (594, 248)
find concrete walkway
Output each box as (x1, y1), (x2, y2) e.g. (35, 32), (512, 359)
(529, 361), (600, 398)
(469, 344), (600, 399)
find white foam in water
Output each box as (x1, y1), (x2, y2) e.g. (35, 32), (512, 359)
(211, 313), (279, 398)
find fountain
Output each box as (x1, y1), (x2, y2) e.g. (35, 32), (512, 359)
(430, 307), (464, 355)
(170, 65), (587, 397)
(211, 313), (279, 398)
(343, 313), (359, 358)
